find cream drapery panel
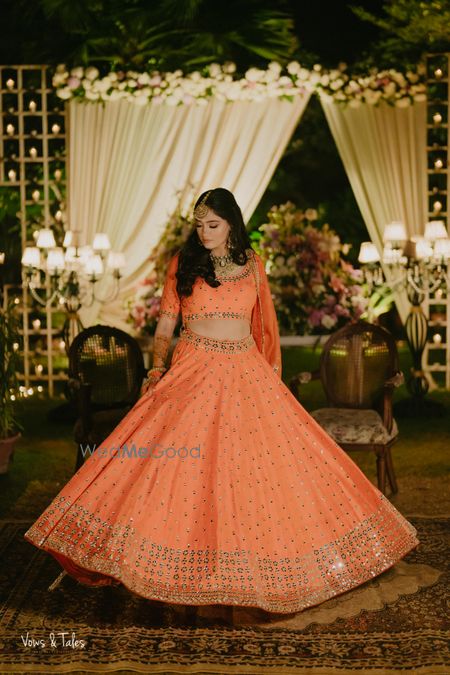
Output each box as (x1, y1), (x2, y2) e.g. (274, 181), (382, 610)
(320, 98), (428, 322)
(68, 94), (310, 329)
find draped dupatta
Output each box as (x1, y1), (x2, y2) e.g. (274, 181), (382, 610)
(248, 251), (282, 377)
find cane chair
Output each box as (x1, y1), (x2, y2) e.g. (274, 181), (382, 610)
(67, 324), (146, 473)
(290, 321), (403, 495)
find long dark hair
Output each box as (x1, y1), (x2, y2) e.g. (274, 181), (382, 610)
(175, 188), (253, 299)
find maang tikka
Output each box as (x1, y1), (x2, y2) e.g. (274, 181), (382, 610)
(194, 190), (212, 219)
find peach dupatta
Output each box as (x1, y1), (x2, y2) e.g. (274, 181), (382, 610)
(249, 251), (282, 377)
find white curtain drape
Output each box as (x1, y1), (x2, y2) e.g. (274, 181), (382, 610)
(320, 98), (428, 321)
(68, 94), (310, 329)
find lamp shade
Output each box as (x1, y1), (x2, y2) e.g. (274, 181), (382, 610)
(424, 220), (448, 240)
(414, 238), (433, 260)
(383, 221), (407, 242)
(21, 246), (41, 267)
(36, 228), (56, 249)
(46, 248), (65, 272)
(84, 254), (104, 276)
(93, 233), (111, 251)
(107, 251), (126, 270)
(358, 242), (380, 264)
(433, 238), (450, 259)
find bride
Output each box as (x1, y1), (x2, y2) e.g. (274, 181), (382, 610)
(24, 187), (419, 614)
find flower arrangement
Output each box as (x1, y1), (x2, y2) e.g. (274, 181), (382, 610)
(52, 61), (311, 106)
(126, 198), (193, 336)
(52, 61), (426, 108)
(313, 63), (427, 107)
(256, 202), (369, 335)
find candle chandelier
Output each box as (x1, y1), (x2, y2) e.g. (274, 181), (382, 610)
(21, 228), (126, 309)
(358, 219), (450, 410)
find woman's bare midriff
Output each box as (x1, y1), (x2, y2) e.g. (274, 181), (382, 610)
(185, 318), (251, 339)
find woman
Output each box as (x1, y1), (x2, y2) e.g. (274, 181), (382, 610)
(24, 188), (419, 614)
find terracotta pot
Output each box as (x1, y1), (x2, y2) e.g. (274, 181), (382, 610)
(0, 432), (21, 474)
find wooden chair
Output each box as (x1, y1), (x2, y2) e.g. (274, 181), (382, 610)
(289, 321), (403, 495)
(67, 324), (146, 473)
(48, 324), (146, 593)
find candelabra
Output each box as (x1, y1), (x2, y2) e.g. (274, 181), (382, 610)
(358, 220), (450, 414)
(21, 228), (126, 348)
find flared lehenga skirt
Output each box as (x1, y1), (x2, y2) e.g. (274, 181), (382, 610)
(24, 325), (419, 613)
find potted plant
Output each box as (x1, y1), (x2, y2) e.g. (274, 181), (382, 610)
(0, 297), (24, 473)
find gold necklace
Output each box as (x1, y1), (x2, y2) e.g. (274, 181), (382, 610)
(210, 252), (233, 268)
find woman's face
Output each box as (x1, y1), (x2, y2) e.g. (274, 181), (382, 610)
(194, 208), (231, 252)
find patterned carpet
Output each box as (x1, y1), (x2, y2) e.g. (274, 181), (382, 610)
(0, 518), (448, 674)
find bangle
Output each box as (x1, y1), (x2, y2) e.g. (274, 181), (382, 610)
(147, 366), (166, 375)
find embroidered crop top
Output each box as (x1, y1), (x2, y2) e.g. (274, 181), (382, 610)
(157, 249), (282, 376)
(158, 252), (257, 325)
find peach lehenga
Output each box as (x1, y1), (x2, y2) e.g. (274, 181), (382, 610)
(24, 249), (419, 613)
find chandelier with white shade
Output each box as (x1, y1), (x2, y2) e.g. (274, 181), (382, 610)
(358, 220), (450, 297)
(358, 219), (450, 410)
(21, 228), (126, 308)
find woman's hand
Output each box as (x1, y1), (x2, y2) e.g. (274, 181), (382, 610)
(139, 373), (161, 397)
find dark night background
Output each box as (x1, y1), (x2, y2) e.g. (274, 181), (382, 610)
(0, 0), (427, 262)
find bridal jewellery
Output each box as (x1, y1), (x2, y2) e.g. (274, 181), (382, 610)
(193, 190), (212, 219)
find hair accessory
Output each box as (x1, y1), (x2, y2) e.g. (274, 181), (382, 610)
(194, 190), (212, 219)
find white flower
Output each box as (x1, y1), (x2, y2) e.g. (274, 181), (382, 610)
(275, 255), (286, 266)
(245, 67), (263, 82)
(85, 89), (100, 100)
(189, 71), (202, 82)
(313, 63), (322, 72)
(56, 87), (72, 100)
(53, 72), (69, 86)
(321, 314), (337, 329)
(320, 74), (330, 86)
(137, 72), (151, 85)
(330, 78), (344, 90)
(413, 93), (427, 102)
(305, 208), (318, 221)
(85, 66), (100, 81)
(70, 66), (84, 78)
(312, 284), (326, 295)
(297, 67), (310, 81)
(268, 61), (282, 76)
(208, 63), (222, 77)
(223, 61), (236, 74)
(287, 61), (301, 75)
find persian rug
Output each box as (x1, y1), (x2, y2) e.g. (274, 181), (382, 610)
(0, 517), (448, 674)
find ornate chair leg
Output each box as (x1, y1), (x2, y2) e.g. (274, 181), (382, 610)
(48, 570), (68, 591)
(385, 446), (398, 494)
(375, 448), (387, 495)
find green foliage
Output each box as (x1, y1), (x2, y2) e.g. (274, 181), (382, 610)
(12, 0), (301, 72)
(0, 299), (24, 439)
(351, 0), (450, 68)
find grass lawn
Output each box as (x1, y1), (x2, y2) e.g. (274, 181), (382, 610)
(1, 345), (449, 520)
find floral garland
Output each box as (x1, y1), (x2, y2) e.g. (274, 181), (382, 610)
(256, 202), (369, 336)
(53, 61), (311, 105)
(52, 61), (427, 107)
(313, 63), (427, 107)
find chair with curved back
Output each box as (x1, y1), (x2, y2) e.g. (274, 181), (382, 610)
(290, 320), (403, 495)
(67, 324), (146, 472)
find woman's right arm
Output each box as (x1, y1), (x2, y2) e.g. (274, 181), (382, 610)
(140, 253), (181, 395)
